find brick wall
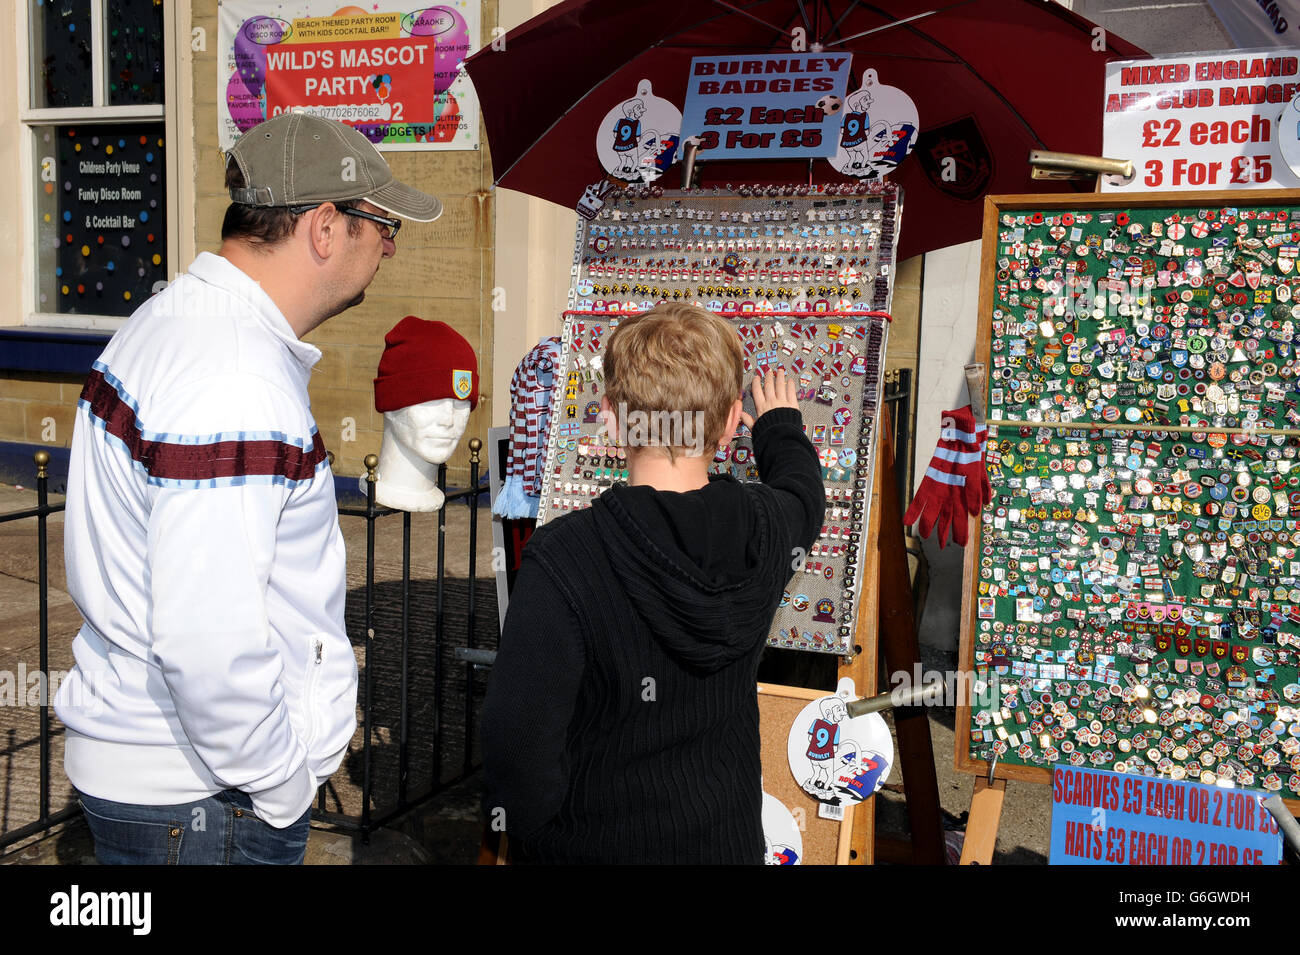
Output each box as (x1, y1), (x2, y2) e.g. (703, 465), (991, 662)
(0, 374), (82, 452)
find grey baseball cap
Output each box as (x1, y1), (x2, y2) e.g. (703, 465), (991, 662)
(226, 111), (442, 222)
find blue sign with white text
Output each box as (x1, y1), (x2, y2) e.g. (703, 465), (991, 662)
(1050, 764), (1283, 865)
(677, 53), (851, 161)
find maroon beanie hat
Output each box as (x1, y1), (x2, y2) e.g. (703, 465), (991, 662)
(374, 316), (479, 413)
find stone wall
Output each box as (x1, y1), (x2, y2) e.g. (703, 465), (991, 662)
(0, 4), (499, 488)
(190, 1), (499, 484)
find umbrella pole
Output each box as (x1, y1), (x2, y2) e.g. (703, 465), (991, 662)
(681, 141), (700, 190)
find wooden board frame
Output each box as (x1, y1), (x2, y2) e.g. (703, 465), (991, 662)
(757, 430), (883, 865)
(847, 447), (881, 863)
(955, 189), (1300, 817)
(757, 683), (857, 865)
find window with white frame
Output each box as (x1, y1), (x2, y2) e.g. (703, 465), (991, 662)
(22, 0), (171, 325)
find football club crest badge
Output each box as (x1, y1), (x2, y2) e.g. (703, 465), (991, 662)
(452, 369), (473, 401)
(915, 115), (993, 201)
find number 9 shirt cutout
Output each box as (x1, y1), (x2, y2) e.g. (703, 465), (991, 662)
(787, 678), (893, 808)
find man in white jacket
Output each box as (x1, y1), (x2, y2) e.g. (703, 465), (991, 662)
(55, 112), (442, 864)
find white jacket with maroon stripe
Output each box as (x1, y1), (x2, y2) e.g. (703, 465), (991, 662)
(55, 252), (357, 828)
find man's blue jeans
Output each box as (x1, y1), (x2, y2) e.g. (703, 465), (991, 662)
(77, 789), (311, 865)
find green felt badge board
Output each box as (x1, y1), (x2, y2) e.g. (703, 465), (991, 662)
(956, 191), (1300, 807)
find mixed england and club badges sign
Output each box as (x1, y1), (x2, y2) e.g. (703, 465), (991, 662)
(1103, 52), (1300, 191)
(785, 679), (893, 817)
(969, 198), (1300, 798)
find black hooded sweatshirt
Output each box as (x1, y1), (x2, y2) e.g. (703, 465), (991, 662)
(481, 407), (824, 864)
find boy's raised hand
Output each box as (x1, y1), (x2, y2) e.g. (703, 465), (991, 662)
(740, 368), (800, 428)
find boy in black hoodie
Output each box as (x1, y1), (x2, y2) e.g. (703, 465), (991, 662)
(482, 303), (825, 864)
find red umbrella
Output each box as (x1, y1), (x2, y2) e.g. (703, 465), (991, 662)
(466, 0), (1146, 260)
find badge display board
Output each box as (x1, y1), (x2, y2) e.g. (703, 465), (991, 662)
(538, 310), (886, 656)
(565, 183), (898, 316)
(535, 184), (900, 657)
(958, 190), (1300, 811)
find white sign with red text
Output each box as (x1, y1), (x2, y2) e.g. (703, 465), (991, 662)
(1102, 50), (1300, 192)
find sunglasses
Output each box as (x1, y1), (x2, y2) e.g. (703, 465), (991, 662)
(289, 203), (401, 240)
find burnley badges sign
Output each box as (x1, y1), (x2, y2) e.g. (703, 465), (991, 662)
(678, 53), (850, 161)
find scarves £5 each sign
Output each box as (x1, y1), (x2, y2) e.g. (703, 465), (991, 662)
(1050, 765), (1282, 865)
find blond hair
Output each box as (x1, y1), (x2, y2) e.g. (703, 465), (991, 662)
(603, 304), (744, 461)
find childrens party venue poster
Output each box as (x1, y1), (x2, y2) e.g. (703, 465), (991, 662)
(218, 1), (481, 150)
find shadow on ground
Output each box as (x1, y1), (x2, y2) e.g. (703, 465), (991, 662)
(325, 577), (497, 822)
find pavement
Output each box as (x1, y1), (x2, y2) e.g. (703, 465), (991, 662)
(0, 481), (493, 866)
(0, 482), (1051, 865)
(0, 775), (485, 865)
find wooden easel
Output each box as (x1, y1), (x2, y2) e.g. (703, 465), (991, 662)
(959, 777), (1007, 865)
(954, 190), (1300, 864)
(861, 408), (946, 865)
(754, 403), (945, 865)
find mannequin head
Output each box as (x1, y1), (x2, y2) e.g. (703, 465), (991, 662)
(370, 316), (479, 512)
(383, 397), (471, 465)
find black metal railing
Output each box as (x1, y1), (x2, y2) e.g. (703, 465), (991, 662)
(319, 437), (495, 837)
(0, 452), (76, 852)
(0, 440), (499, 852)
(883, 367), (914, 513)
